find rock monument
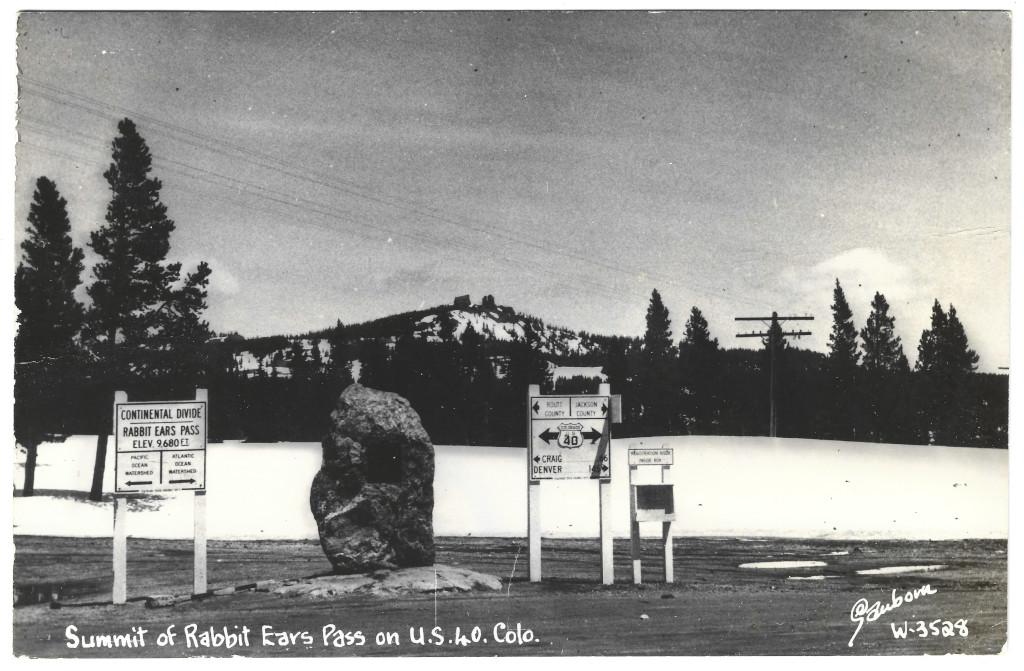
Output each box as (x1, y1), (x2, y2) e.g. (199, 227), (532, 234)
(310, 384), (435, 573)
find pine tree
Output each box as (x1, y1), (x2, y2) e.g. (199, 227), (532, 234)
(147, 262), (213, 378)
(860, 292), (908, 372)
(826, 279), (860, 372)
(915, 300), (979, 446)
(915, 302), (978, 376)
(679, 306), (720, 434)
(682, 306), (717, 350)
(857, 291), (909, 443)
(823, 280), (860, 439)
(14, 176), (86, 496)
(326, 320), (353, 385)
(86, 119), (178, 356)
(84, 118), (212, 500)
(944, 306), (979, 374)
(643, 289), (674, 360)
(916, 300), (948, 373)
(640, 289), (677, 435)
(14, 176), (85, 362)
(310, 338), (324, 373)
(287, 339), (309, 378)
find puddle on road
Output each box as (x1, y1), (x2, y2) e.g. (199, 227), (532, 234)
(856, 565), (947, 575)
(788, 575), (839, 580)
(14, 584), (65, 607)
(739, 561), (827, 569)
(13, 582), (92, 607)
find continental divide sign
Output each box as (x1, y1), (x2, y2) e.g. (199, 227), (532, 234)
(114, 400), (207, 493)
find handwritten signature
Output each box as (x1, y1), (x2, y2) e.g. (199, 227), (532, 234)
(849, 584), (937, 647)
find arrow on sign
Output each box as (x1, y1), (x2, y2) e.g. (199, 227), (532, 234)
(538, 428), (559, 444)
(169, 478), (197, 484)
(125, 481), (152, 486)
(533, 456), (541, 463)
(532, 401), (540, 414)
(582, 428), (603, 443)
(602, 402), (608, 415)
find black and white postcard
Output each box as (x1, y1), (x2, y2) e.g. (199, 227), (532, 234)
(9, 8), (1012, 658)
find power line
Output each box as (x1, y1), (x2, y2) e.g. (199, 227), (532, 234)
(18, 124), (637, 308)
(19, 77), (684, 290)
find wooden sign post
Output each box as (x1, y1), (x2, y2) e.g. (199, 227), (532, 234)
(111, 389), (208, 604)
(527, 383), (615, 585)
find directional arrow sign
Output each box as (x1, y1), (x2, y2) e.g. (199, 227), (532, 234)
(538, 428), (560, 444)
(529, 393), (612, 480)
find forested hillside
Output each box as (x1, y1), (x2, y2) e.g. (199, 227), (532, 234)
(18, 294), (1008, 449)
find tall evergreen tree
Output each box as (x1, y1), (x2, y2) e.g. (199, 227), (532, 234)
(14, 176), (85, 496)
(287, 338), (310, 378)
(678, 306), (720, 434)
(681, 306), (717, 350)
(643, 289), (674, 361)
(916, 301), (977, 375)
(84, 118), (211, 500)
(916, 300), (948, 374)
(326, 320), (353, 385)
(86, 118), (178, 357)
(14, 176), (85, 362)
(639, 289), (677, 435)
(857, 291), (909, 443)
(826, 279), (860, 372)
(823, 279), (860, 439)
(860, 292), (908, 372)
(915, 301), (980, 445)
(944, 306), (979, 374)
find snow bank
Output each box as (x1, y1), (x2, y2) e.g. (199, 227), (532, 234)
(12, 436), (1007, 541)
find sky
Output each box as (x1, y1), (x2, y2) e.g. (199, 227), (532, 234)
(10, 10), (1012, 371)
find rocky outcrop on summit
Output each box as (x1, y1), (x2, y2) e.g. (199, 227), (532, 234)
(310, 384), (435, 573)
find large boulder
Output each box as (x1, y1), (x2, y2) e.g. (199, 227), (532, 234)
(310, 384), (435, 573)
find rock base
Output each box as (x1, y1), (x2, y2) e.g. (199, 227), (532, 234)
(274, 565), (502, 598)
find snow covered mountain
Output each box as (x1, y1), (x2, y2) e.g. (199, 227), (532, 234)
(225, 296), (608, 379)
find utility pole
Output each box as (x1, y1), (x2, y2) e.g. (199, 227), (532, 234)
(735, 312), (813, 437)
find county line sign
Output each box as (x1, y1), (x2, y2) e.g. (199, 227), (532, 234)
(529, 394), (610, 480)
(114, 400), (207, 493)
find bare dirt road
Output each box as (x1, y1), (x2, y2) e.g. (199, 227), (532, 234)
(13, 536), (1006, 657)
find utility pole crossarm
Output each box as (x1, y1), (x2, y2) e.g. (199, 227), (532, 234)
(735, 317), (813, 324)
(735, 330), (812, 338)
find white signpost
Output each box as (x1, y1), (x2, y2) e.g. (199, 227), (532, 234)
(111, 389), (208, 604)
(527, 385), (616, 585)
(628, 443), (676, 584)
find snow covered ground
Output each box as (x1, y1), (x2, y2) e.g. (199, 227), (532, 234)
(12, 436), (1007, 541)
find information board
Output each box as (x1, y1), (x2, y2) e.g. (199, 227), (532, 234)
(530, 394), (610, 480)
(114, 400), (207, 493)
(628, 447), (674, 466)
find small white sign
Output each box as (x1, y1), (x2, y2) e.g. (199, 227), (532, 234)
(628, 447), (674, 466)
